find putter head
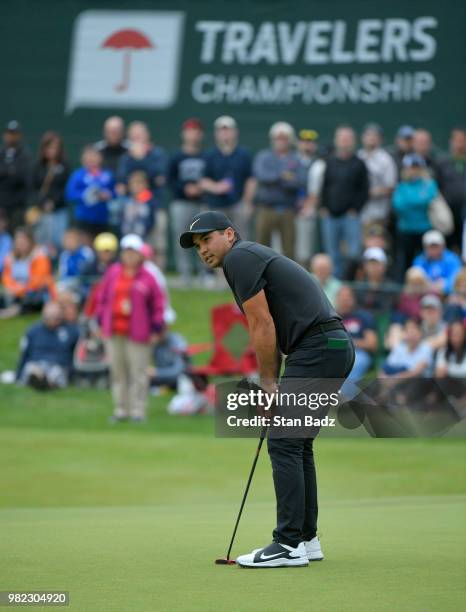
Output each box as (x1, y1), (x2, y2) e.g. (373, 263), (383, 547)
(215, 558), (236, 565)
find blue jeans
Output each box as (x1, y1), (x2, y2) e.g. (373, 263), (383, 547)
(348, 348), (373, 382)
(340, 348), (373, 400)
(320, 213), (362, 278)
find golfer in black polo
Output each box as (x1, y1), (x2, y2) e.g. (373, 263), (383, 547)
(180, 211), (355, 568)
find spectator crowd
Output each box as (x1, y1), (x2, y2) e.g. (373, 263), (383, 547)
(0, 114), (465, 418)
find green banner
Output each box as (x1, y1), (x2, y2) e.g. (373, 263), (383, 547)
(1, 0), (465, 160)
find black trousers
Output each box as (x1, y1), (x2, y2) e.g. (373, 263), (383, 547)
(394, 231), (424, 283)
(267, 327), (355, 547)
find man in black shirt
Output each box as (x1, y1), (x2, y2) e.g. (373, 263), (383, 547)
(0, 121), (31, 230)
(180, 211), (355, 568)
(319, 126), (369, 278)
(437, 127), (466, 251)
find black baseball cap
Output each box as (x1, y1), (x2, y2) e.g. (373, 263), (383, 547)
(179, 211), (235, 249)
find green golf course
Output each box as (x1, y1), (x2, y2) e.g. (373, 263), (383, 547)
(1, 290), (465, 611)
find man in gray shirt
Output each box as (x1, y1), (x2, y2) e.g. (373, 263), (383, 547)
(253, 122), (307, 260)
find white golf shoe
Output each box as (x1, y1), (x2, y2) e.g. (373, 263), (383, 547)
(236, 542), (309, 568)
(304, 536), (324, 561)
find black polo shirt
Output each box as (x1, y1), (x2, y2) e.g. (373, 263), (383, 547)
(223, 241), (340, 354)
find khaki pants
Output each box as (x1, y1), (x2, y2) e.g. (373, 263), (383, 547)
(106, 336), (152, 419)
(256, 207), (296, 260)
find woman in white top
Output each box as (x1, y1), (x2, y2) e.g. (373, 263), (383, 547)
(435, 320), (466, 378)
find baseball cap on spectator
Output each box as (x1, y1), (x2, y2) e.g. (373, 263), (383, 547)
(120, 234), (144, 252)
(397, 125), (415, 139)
(214, 116), (237, 129)
(299, 129), (319, 141)
(182, 118), (203, 131)
(269, 122), (295, 140)
(5, 120), (21, 132)
(420, 294), (442, 309)
(402, 153), (426, 168)
(363, 247), (387, 264)
(94, 232), (118, 252)
(422, 230), (445, 247)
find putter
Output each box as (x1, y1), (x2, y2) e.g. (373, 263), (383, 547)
(215, 425), (268, 565)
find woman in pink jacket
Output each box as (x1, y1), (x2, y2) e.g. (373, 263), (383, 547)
(96, 234), (165, 423)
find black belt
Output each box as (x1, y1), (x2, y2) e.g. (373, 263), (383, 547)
(290, 319), (345, 352)
(305, 319), (345, 338)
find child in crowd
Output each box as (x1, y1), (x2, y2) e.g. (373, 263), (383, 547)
(382, 317), (432, 377)
(118, 171), (157, 239)
(1, 226), (56, 317)
(82, 233), (119, 317)
(57, 228), (95, 291)
(65, 145), (115, 239)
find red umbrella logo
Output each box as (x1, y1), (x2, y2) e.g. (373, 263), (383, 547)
(101, 29), (155, 92)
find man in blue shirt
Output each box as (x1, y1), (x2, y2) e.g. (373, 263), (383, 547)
(200, 116), (254, 239)
(16, 301), (79, 390)
(413, 230), (462, 295)
(336, 285), (378, 384)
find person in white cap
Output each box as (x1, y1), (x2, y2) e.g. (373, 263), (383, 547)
(95, 234), (165, 423)
(419, 293), (447, 353)
(200, 116), (255, 239)
(412, 230), (462, 295)
(253, 122), (307, 259)
(353, 247), (399, 313)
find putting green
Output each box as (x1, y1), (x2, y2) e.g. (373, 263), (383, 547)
(1, 429), (465, 611)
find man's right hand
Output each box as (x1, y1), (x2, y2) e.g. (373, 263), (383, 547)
(215, 179), (233, 195)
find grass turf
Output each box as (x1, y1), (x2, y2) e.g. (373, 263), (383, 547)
(0, 289), (465, 611)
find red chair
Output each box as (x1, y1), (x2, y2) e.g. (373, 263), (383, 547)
(188, 303), (257, 376)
